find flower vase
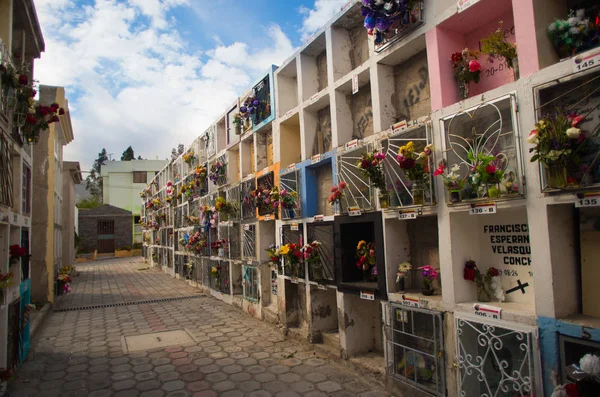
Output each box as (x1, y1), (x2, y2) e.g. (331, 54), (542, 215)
(412, 182), (425, 205)
(292, 264), (300, 278)
(421, 287), (434, 296)
(398, 278), (406, 293)
(477, 284), (491, 302)
(234, 123), (241, 136)
(311, 264), (323, 281)
(512, 58), (520, 81)
(546, 164), (568, 189)
(458, 81), (469, 100)
(217, 248), (225, 257)
(486, 182), (500, 199)
(288, 208), (295, 219)
(244, 118), (251, 132)
(378, 192), (390, 209)
(449, 190), (461, 203)
(363, 269), (372, 283)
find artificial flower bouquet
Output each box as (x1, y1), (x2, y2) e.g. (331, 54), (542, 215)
(468, 151), (505, 199)
(156, 212), (166, 223)
(361, 0), (421, 47)
(433, 162), (465, 203)
(210, 239), (226, 256)
(200, 205), (218, 229)
(266, 244), (282, 271)
(480, 21), (519, 79)
(563, 353), (600, 397)
(21, 102), (65, 144)
(252, 185), (280, 214)
(279, 189), (298, 210)
(209, 161), (226, 185)
(356, 240), (377, 281)
(463, 260), (504, 302)
(303, 241), (323, 280)
(328, 181), (347, 206)
(396, 262), (412, 292)
(57, 273), (72, 295)
(418, 265), (439, 295)
(547, 8), (600, 59)
(397, 142), (433, 205)
(358, 151), (387, 191)
(9, 244), (27, 263)
(215, 196), (233, 215)
(279, 243), (304, 277)
(0, 272), (13, 290)
(451, 48), (481, 99)
(528, 110), (588, 189)
(183, 150), (196, 165)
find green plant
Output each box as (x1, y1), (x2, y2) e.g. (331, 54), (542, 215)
(132, 242), (143, 250)
(480, 21), (518, 68)
(76, 196), (103, 209)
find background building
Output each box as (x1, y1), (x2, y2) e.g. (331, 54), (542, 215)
(0, 0), (44, 371)
(101, 160), (167, 243)
(78, 204), (132, 254)
(62, 161), (82, 271)
(31, 85), (75, 304)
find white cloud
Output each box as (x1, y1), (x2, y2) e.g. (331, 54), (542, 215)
(33, 0), (297, 173)
(299, 0), (351, 40)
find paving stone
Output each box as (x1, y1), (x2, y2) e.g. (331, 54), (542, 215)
(114, 379), (137, 390)
(159, 371), (181, 382)
(88, 390), (113, 397)
(192, 391), (218, 397)
(114, 390), (139, 397)
(135, 371), (157, 381)
(133, 363), (155, 373)
(112, 371), (135, 381)
(181, 371), (205, 382)
(304, 372), (327, 383)
(166, 391), (191, 397)
(162, 380), (185, 392)
(317, 380), (342, 393)
(140, 391), (166, 397)
(238, 380), (261, 392)
(155, 364), (176, 374)
(268, 365), (290, 375)
(137, 379), (162, 391)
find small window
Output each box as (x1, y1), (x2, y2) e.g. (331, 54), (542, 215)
(133, 171), (147, 183)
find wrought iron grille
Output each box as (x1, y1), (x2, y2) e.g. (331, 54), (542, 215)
(534, 68), (600, 191)
(174, 254), (183, 277)
(256, 171), (275, 216)
(191, 258), (202, 283)
(253, 75), (272, 126)
(205, 124), (216, 158)
(181, 203), (189, 227)
(242, 224), (256, 259)
(242, 265), (260, 302)
(456, 314), (538, 397)
(228, 223), (241, 260)
(218, 224), (230, 258)
(280, 169), (302, 220)
(174, 206), (181, 229)
(336, 143), (374, 211)
(441, 95), (524, 203)
(373, 1), (425, 53)
(0, 134), (14, 207)
(219, 261), (230, 294)
(241, 179), (257, 219)
(201, 258), (211, 286)
(226, 184), (242, 221)
(384, 304), (445, 396)
(307, 222), (335, 282)
(166, 249), (173, 268)
(382, 124), (435, 207)
(281, 224), (305, 278)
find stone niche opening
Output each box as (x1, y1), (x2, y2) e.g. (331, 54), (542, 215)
(339, 292), (384, 361)
(240, 135), (255, 178)
(377, 49), (431, 130)
(331, 3), (370, 82)
(335, 69), (373, 143)
(384, 215), (441, 298)
(255, 128), (274, 171)
(279, 113), (301, 168)
(334, 212), (386, 299)
(302, 97), (332, 158)
(276, 59), (299, 115)
(305, 160), (334, 217)
(301, 32), (328, 102)
(309, 286), (339, 345)
(284, 279), (308, 331)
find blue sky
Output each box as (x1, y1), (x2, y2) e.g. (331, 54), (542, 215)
(33, 0), (350, 172)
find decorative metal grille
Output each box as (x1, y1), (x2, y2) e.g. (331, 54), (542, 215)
(373, 1), (425, 53)
(256, 171), (275, 216)
(191, 258), (202, 283)
(534, 68), (600, 191)
(336, 143), (374, 211)
(242, 265), (260, 302)
(241, 179), (256, 219)
(201, 258), (211, 286)
(174, 206), (181, 229)
(205, 124), (216, 158)
(307, 222), (335, 282)
(441, 95), (524, 203)
(456, 314), (538, 397)
(228, 223), (241, 260)
(219, 261), (230, 294)
(226, 184), (242, 221)
(167, 249), (173, 269)
(242, 224), (256, 259)
(0, 134), (14, 207)
(218, 224), (230, 258)
(382, 124), (435, 207)
(384, 304), (445, 396)
(181, 203), (189, 227)
(280, 169), (302, 220)
(281, 224), (305, 278)
(253, 75), (272, 126)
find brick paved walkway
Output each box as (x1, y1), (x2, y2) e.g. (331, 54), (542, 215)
(8, 258), (390, 397)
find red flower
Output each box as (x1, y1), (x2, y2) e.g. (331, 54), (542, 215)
(451, 52), (463, 64)
(571, 115), (584, 127)
(361, 159), (370, 168)
(487, 267), (499, 277)
(371, 160), (379, 167)
(433, 164), (445, 176)
(59, 108), (65, 115)
(468, 60), (481, 72)
(26, 114), (38, 125)
(399, 157), (415, 169)
(485, 164), (496, 174)
(31, 89), (37, 98)
(19, 74), (28, 85)
(330, 186), (338, 192)
(359, 256), (366, 265)
(293, 251), (303, 259)
(464, 268), (476, 282)
(51, 115), (59, 123)
(39, 106), (50, 116)
(339, 181), (347, 189)
(50, 103), (60, 111)
(565, 383), (581, 397)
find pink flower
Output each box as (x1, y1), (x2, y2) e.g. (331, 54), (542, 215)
(485, 164), (496, 174)
(433, 165), (445, 176)
(371, 160), (379, 167)
(468, 60), (481, 72)
(374, 152), (385, 161)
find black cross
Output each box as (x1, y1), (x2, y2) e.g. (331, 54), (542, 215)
(506, 279), (529, 294)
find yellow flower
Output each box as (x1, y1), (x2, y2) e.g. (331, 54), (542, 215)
(357, 240), (366, 250)
(279, 244), (290, 255)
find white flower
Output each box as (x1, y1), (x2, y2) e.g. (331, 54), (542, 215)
(570, 27), (581, 35)
(551, 385), (569, 397)
(526, 131), (539, 144)
(575, 9), (586, 18)
(547, 23), (556, 32)
(567, 17), (579, 26)
(566, 127), (581, 139)
(580, 354), (600, 380)
(490, 278), (505, 302)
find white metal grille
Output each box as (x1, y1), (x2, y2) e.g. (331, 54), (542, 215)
(335, 143), (374, 211)
(456, 314), (539, 397)
(242, 224), (256, 259)
(280, 169), (302, 220)
(226, 184), (242, 221)
(242, 265), (259, 302)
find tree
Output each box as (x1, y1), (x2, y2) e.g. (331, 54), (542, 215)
(76, 195), (102, 209)
(137, 155), (143, 160)
(121, 146), (135, 161)
(171, 143), (185, 161)
(85, 148), (108, 199)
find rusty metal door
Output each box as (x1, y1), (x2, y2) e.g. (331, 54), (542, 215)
(97, 219), (115, 253)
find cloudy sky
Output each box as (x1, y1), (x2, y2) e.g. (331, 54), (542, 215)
(33, 0), (350, 173)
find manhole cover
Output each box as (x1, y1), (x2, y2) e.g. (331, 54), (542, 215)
(122, 329), (196, 353)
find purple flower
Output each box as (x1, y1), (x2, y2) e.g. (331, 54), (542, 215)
(240, 106), (247, 113)
(364, 15), (375, 30)
(252, 100), (259, 106)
